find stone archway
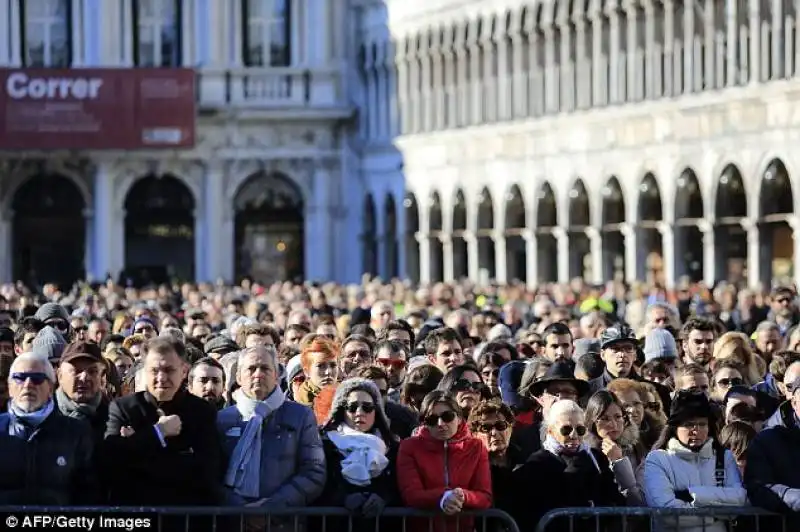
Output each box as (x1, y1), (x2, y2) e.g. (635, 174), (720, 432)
(12, 173), (86, 288)
(477, 187), (495, 281)
(233, 171), (304, 283)
(715, 164), (748, 283)
(637, 173), (664, 285)
(123, 174), (195, 285)
(451, 189), (468, 279)
(504, 185), (526, 282)
(568, 179), (591, 279)
(759, 159), (794, 284)
(601, 176), (626, 281)
(536, 182), (558, 282)
(674, 168), (704, 281)
(384, 194), (398, 278)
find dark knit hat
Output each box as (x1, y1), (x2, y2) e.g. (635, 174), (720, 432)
(0, 327), (14, 344)
(668, 389), (715, 426)
(34, 302), (70, 323)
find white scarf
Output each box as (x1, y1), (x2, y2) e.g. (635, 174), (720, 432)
(328, 425), (389, 487)
(223, 387), (286, 498)
(542, 434), (601, 472)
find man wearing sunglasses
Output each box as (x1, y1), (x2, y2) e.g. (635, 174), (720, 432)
(0, 351), (99, 504)
(375, 339), (407, 401)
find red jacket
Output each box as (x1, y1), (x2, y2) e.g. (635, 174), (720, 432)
(397, 422), (493, 532)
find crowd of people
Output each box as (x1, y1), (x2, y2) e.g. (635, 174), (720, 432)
(2, 278), (800, 532)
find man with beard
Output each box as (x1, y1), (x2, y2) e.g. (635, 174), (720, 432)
(188, 357), (227, 410)
(679, 317), (717, 371)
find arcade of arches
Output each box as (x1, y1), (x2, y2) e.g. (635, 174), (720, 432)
(0, 164), (357, 287)
(404, 159), (800, 289)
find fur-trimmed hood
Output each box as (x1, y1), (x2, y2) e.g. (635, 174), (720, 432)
(587, 419), (641, 450)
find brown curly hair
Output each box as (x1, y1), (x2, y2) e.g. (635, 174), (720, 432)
(467, 398), (515, 433)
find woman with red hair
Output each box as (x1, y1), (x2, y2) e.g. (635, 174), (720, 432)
(296, 335), (340, 410)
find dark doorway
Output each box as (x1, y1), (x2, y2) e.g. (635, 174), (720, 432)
(124, 174), (195, 285)
(12, 173), (86, 289)
(234, 172), (304, 283)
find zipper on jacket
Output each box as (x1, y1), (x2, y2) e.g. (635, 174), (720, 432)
(443, 440), (450, 488)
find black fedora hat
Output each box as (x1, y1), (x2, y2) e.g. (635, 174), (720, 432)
(529, 360), (590, 398)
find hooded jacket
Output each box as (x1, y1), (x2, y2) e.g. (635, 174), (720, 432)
(642, 439), (748, 532)
(397, 421), (492, 532)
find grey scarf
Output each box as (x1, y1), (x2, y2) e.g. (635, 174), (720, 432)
(56, 387), (102, 420)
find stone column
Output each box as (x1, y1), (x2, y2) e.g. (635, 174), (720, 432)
(418, 233), (431, 284)
(606, 0), (622, 103)
(621, 223), (638, 284)
(742, 218), (760, 288)
(772, 0), (783, 79)
(442, 234), (454, 282)
(664, 0), (675, 96)
(543, 17), (557, 112)
(573, 10), (588, 108)
(91, 162), (114, 280)
(624, 0), (638, 101)
(525, 231), (538, 288)
(748, 0), (760, 83)
(586, 226), (603, 285)
(589, 3), (604, 105)
(683, 0), (695, 93)
(557, 12), (573, 111)
(554, 227), (569, 283)
(395, 48), (409, 135)
(466, 231), (479, 280)
(698, 220), (716, 286)
(418, 41), (432, 132)
(644, 0), (655, 98)
(657, 222), (675, 289)
(83, 208), (94, 281)
(494, 231), (508, 284)
(203, 163), (224, 281)
(703, 0), (716, 88)
(726, 0), (737, 86)
(510, 26), (525, 117)
(495, 28), (511, 120)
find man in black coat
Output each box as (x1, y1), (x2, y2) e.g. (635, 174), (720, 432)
(104, 337), (220, 506)
(54, 341), (110, 444)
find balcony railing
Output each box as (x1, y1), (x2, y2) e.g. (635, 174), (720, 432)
(196, 67), (347, 110)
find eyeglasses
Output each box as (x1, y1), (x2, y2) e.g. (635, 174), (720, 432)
(477, 420), (509, 433)
(11, 372), (48, 385)
(452, 379), (484, 393)
(716, 378), (744, 387)
(424, 410), (457, 426)
(559, 424), (587, 437)
(74, 325), (88, 332)
(345, 402), (376, 414)
(378, 359), (407, 369)
(644, 401), (661, 412)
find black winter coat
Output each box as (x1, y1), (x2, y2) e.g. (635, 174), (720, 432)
(104, 390), (221, 506)
(316, 434), (401, 532)
(510, 448), (625, 532)
(0, 410), (99, 505)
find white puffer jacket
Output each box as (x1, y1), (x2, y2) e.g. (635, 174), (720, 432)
(642, 438), (748, 532)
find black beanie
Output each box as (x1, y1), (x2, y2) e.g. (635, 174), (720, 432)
(668, 389), (714, 426)
(0, 327), (13, 344)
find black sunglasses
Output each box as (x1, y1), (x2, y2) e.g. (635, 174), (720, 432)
(477, 420), (509, 433)
(74, 325), (88, 332)
(11, 372), (48, 385)
(452, 379), (484, 393)
(717, 378), (744, 387)
(424, 410), (457, 426)
(46, 320), (69, 332)
(559, 424), (587, 437)
(345, 402), (376, 414)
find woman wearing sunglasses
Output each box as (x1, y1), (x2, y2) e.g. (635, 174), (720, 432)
(436, 364), (487, 420)
(468, 399), (519, 527)
(397, 390), (492, 532)
(317, 378), (400, 531)
(510, 399), (624, 532)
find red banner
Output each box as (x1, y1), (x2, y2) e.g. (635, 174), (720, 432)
(0, 68), (196, 150)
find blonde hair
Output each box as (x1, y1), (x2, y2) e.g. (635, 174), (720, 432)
(712, 332), (761, 385)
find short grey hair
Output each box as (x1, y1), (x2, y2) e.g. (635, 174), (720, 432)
(160, 327), (185, 344)
(545, 399), (584, 428)
(237, 345), (279, 376)
(10, 352), (56, 383)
